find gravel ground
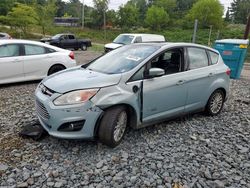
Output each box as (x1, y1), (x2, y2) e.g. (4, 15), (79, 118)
(0, 52), (250, 188)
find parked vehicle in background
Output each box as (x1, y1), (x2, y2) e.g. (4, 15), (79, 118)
(0, 40), (76, 84)
(35, 42), (230, 148)
(0, 32), (12, 39)
(104, 33), (165, 52)
(41, 33), (92, 51)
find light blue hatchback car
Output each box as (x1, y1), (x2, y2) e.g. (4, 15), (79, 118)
(35, 43), (230, 147)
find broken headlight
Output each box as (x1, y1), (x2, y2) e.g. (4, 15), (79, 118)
(53, 89), (99, 106)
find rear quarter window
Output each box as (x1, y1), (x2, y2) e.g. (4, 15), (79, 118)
(46, 47), (56, 53)
(208, 51), (219, 65)
(188, 47), (208, 70)
(24, 44), (46, 55)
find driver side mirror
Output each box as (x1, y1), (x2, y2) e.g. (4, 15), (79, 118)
(144, 68), (165, 78)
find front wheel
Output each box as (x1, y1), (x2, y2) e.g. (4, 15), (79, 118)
(206, 90), (225, 116)
(98, 106), (128, 148)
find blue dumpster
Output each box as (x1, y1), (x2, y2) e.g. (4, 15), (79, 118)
(214, 39), (249, 79)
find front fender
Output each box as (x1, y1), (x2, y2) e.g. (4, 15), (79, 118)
(91, 84), (141, 127)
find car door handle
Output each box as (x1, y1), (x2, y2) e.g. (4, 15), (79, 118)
(176, 80), (185, 85)
(208, 73), (214, 77)
(12, 59), (21, 62)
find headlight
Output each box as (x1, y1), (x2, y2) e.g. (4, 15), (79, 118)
(53, 89), (99, 106)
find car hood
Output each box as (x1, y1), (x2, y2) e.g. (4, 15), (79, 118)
(42, 67), (122, 93)
(105, 43), (123, 49)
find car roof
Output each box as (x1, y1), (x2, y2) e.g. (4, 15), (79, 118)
(0, 39), (68, 52)
(54, 33), (74, 36)
(130, 42), (218, 53)
(0, 39), (47, 46)
(120, 33), (164, 37)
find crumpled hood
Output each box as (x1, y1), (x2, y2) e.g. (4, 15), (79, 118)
(104, 43), (123, 50)
(42, 67), (121, 93)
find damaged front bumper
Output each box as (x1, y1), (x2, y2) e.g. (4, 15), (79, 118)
(35, 88), (103, 140)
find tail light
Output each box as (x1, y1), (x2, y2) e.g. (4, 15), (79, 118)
(69, 51), (74, 60)
(226, 68), (231, 76)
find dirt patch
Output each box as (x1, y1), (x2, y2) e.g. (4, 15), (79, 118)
(74, 50), (102, 66)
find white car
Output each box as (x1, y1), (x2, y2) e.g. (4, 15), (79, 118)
(104, 33), (165, 52)
(0, 39), (76, 84)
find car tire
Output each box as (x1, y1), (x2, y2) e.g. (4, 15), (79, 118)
(48, 65), (65, 76)
(98, 106), (128, 148)
(74, 47), (78, 50)
(81, 44), (87, 51)
(205, 89), (225, 116)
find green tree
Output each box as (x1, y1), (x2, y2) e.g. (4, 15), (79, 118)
(0, 3), (37, 35)
(106, 10), (118, 27)
(186, 0), (223, 29)
(0, 0), (16, 16)
(231, 0), (250, 24)
(118, 3), (139, 29)
(176, 0), (197, 11)
(35, 0), (57, 35)
(225, 8), (231, 22)
(55, 0), (66, 17)
(128, 0), (148, 26)
(66, 0), (82, 17)
(153, 0), (176, 15)
(145, 5), (169, 30)
(92, 0), (109, 28)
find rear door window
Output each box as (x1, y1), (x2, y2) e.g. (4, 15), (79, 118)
(188, 47), (208, 70)
(0, 44), (20, 57)
(24, 44), (46, 55)
(208, 51), (219, 65)
(46, 47), (56, 53)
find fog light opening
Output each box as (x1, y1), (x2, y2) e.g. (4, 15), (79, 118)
(58, 120), (85, 132)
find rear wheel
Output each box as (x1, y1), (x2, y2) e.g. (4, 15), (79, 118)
(206, 90), (225, 116)
(81, 44), (87, 51)
(74, 47), (78, 50)
(48, 65), (65, 76)
(98, 106), (128, 148)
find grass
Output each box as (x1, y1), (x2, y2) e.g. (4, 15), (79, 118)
(89, 43), (104, 52)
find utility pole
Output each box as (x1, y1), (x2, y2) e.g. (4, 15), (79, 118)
(244, 15), (250, 39)
(82, 0), (84, 29)
(104, 10), (106, 41)
(192, 19), (198, 43)
(208, 25), (213, 46)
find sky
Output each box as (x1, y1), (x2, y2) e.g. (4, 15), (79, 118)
(79, 0), (234, 11)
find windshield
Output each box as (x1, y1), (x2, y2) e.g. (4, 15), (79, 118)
(51, 34), (62, 39)
(113, 35), (135, 45)
(85, 45), (160, 74)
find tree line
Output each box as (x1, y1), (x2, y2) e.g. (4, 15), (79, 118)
(0, 0), (249, 36)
